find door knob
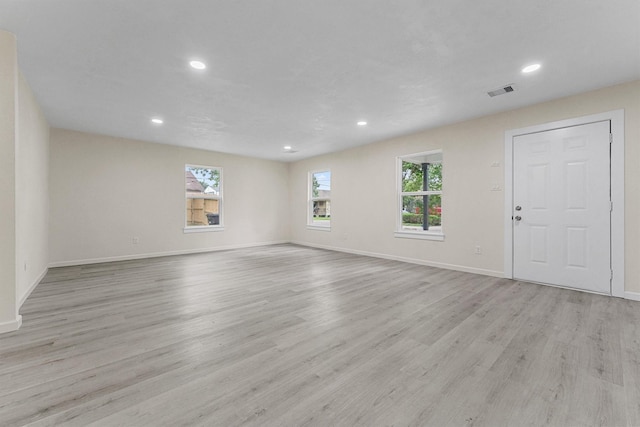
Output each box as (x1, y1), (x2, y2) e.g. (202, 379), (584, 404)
(515, 206), (522, 211)
(515, 216), (522, 221)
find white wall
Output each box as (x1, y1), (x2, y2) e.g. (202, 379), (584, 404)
(0, 30), (19, 332)
(49, 129), (290, 265)
(0, 30), (50, 333)
(289, 80), (640, 294)
(16, 72), (50, 305)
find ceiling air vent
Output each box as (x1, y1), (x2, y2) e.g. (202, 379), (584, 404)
(488, 85), (515, 97)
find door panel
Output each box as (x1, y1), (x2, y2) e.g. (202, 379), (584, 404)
(566, 227), (587, 268)
(566, 161), (587, 209)
(529, 164), (548, 209)
(513, 121), (610, 294)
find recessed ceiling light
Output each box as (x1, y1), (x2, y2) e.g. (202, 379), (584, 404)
(521, 63), (541, 73)
(357, 121), (367, 126)
(151, 118), (163, 124)
(189, 60), (206, 70)
(283, 145), (292, 150)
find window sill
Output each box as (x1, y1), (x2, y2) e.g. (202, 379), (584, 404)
(184, 226), (225, 234)
(394, 230), (444, 241)
(307, 225), (331, 232)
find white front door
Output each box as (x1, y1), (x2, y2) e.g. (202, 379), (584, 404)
(512, 121), (611, 294)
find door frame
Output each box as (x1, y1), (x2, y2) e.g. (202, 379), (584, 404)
(504, 110), (625, 297)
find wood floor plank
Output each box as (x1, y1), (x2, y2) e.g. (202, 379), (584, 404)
(0, 244), (638, 426)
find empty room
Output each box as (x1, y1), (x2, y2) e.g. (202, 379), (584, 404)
(1, 1), (640, 426)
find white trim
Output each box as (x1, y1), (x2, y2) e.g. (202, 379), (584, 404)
(610, 111), (625, 298)
(307, 225), (331, 232)
(0, 316), (22, 334)
(401, 191), (443, 197)
(48, 240), (288, 268)
(292, 240), (503, 278)
(504, 110), (625, 298)
(394, 231), (445, 241)
(183, 226), (225, 233)
(624, 291), (640, 302)
(18, 267), (48, 307)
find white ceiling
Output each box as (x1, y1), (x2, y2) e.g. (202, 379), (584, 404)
(1, 0), (639, 161)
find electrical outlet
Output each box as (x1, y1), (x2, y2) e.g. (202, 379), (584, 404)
(475, 246), (482, 255)
(132, 237), (139, 244)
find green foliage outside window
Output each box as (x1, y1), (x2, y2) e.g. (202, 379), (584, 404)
(402, 162), (442, 225)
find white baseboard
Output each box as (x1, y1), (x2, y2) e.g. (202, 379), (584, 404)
(0, 315), (22, 334)
(291, 241), (505, 278)
(19, 267), (48, 308)
(624, 291), (640, 302)
(48, 241), (290, 268)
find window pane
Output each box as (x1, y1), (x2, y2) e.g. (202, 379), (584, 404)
(312, 171), (331, 198)
(401, 161), (423, 192)
(312, 200), (331, 225)
(186, 198), (220, 226)
(402, 161), (442, 192)
(428, 194), (442, 226)
(186, 166), (220, 195)
(427, 163), (442, 191)
(401, 195), (441, 230)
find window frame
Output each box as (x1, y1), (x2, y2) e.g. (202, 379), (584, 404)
(395, 150), (444, 241)
(184, 164), (224, 233)
(307, 169), (331, 231)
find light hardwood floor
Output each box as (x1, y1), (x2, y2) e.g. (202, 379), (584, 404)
(1, 244), (639, 426)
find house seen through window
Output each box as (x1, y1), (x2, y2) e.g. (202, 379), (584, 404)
(398, 151), (442, 236)
(309, 170), (331, 228)
(185, 165), (222, 229)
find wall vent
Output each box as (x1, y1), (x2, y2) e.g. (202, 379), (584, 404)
(488, 85), (515, 97)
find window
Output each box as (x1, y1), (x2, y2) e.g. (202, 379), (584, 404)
(185, 165), (223, 232)
(396, 151), (443, 240)
(308, 170), (331, 229)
